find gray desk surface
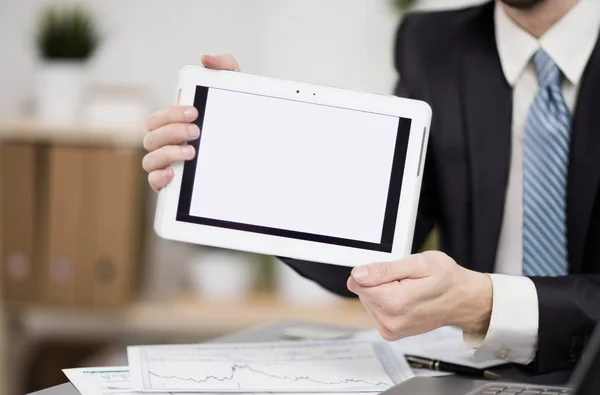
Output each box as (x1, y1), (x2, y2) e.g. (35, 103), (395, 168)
(28, 320), (570, 395)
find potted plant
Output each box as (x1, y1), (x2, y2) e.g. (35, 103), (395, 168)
(35, 6), (99, 123)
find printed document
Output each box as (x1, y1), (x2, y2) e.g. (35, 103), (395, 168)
(62, 367), (163, 395)
(63, 367), (382, 395)
(127, 339), (414, 392)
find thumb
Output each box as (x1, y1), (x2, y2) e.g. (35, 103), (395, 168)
(201, 53), (241, 72)
(351, 254), (429, 287)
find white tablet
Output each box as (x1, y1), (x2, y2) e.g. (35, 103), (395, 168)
(154, 65), (431, 267)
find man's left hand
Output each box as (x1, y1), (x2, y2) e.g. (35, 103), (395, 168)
(347, 251), (493, 341)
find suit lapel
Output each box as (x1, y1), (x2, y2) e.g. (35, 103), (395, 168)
(462, 2), (513, 273)
(567, 36), (600, 274)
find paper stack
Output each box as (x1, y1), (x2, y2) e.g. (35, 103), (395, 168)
(63, 339), (414, 395)
(62, 326), (506, 394)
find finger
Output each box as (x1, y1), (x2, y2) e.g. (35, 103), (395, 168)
(347, 275), (374, 296)
(148, 168), (174, 192)
(357, 295), (401, 341)
(347, 276), (398, 304)
(347, 276), (360, 295)
(352, 279), (415, 341)
(357, 294), (383, 327)
(142, 145), (196, 173)
(351, 254), (430, 287)
(143, 123), (200, 152)
(201, 54), (241, 71)
(146, 106), (198, 132)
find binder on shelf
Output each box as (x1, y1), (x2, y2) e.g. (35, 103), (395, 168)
(43, 146), (91, 306)
(88, 147), (143, 308)
(0, 143), (39, 302)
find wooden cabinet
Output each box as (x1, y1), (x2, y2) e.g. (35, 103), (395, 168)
(0, 119), (145, 309)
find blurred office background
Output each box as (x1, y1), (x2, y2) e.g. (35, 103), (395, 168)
(0, 0), (483, 393)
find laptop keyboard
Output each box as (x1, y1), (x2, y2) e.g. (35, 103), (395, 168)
(473, 384), (571, 395)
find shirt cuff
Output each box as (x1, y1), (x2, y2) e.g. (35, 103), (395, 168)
(463, 274), (538, 365)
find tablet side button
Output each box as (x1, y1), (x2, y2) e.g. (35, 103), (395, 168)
(417, 127), (427, 177)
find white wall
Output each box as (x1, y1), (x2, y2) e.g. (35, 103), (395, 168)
(0, 0), (486, 117)
(0, 0), (396, 116)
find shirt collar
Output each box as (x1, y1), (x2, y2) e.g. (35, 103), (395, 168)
(495, 0), (600, 87)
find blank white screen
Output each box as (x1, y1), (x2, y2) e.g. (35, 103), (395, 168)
(189, 88), (400, 244)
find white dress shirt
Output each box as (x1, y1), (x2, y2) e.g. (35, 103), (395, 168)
(464, 0), (600, 365)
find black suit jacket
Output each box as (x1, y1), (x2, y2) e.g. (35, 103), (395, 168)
(282, 1), (600, 374)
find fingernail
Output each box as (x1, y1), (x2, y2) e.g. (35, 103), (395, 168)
(164, 168), (173, 179)
(352, 267), (369, 281)
(188, 124), (200, 139)
(181, 145), (195, 158)
(184, 107), (197, 120)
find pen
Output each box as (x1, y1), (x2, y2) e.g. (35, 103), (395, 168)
(405, 355), (501, 379)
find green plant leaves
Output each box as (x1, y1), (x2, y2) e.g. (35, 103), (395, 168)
(36, 6), (100, 60)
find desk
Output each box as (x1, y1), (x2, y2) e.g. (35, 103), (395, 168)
(27, 320), (571, 395)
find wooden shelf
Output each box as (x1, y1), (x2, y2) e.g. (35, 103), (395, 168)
(0, 116), (145, 147)
(9, 292), (372, 341)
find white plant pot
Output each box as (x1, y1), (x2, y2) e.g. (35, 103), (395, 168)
(189, 249), (257, 301)
(35, 60), (86, 124)
(274, 259), (342, 306)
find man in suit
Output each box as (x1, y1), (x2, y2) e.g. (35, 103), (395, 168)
(142, 0), (600, 374)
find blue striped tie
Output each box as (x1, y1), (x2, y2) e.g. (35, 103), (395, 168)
(522, 49), (571, 277)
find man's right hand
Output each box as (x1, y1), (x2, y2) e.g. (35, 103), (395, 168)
(143, 54), (241, 191)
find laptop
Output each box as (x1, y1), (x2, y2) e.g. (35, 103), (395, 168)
(383, 323), (600, 395)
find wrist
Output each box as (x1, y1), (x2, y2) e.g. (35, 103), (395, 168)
(457, 271), (493, 335)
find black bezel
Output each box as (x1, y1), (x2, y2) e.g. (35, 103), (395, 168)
(176, 86), (412, 253)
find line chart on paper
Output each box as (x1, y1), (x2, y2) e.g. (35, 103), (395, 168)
(127, 340), (414, 392)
